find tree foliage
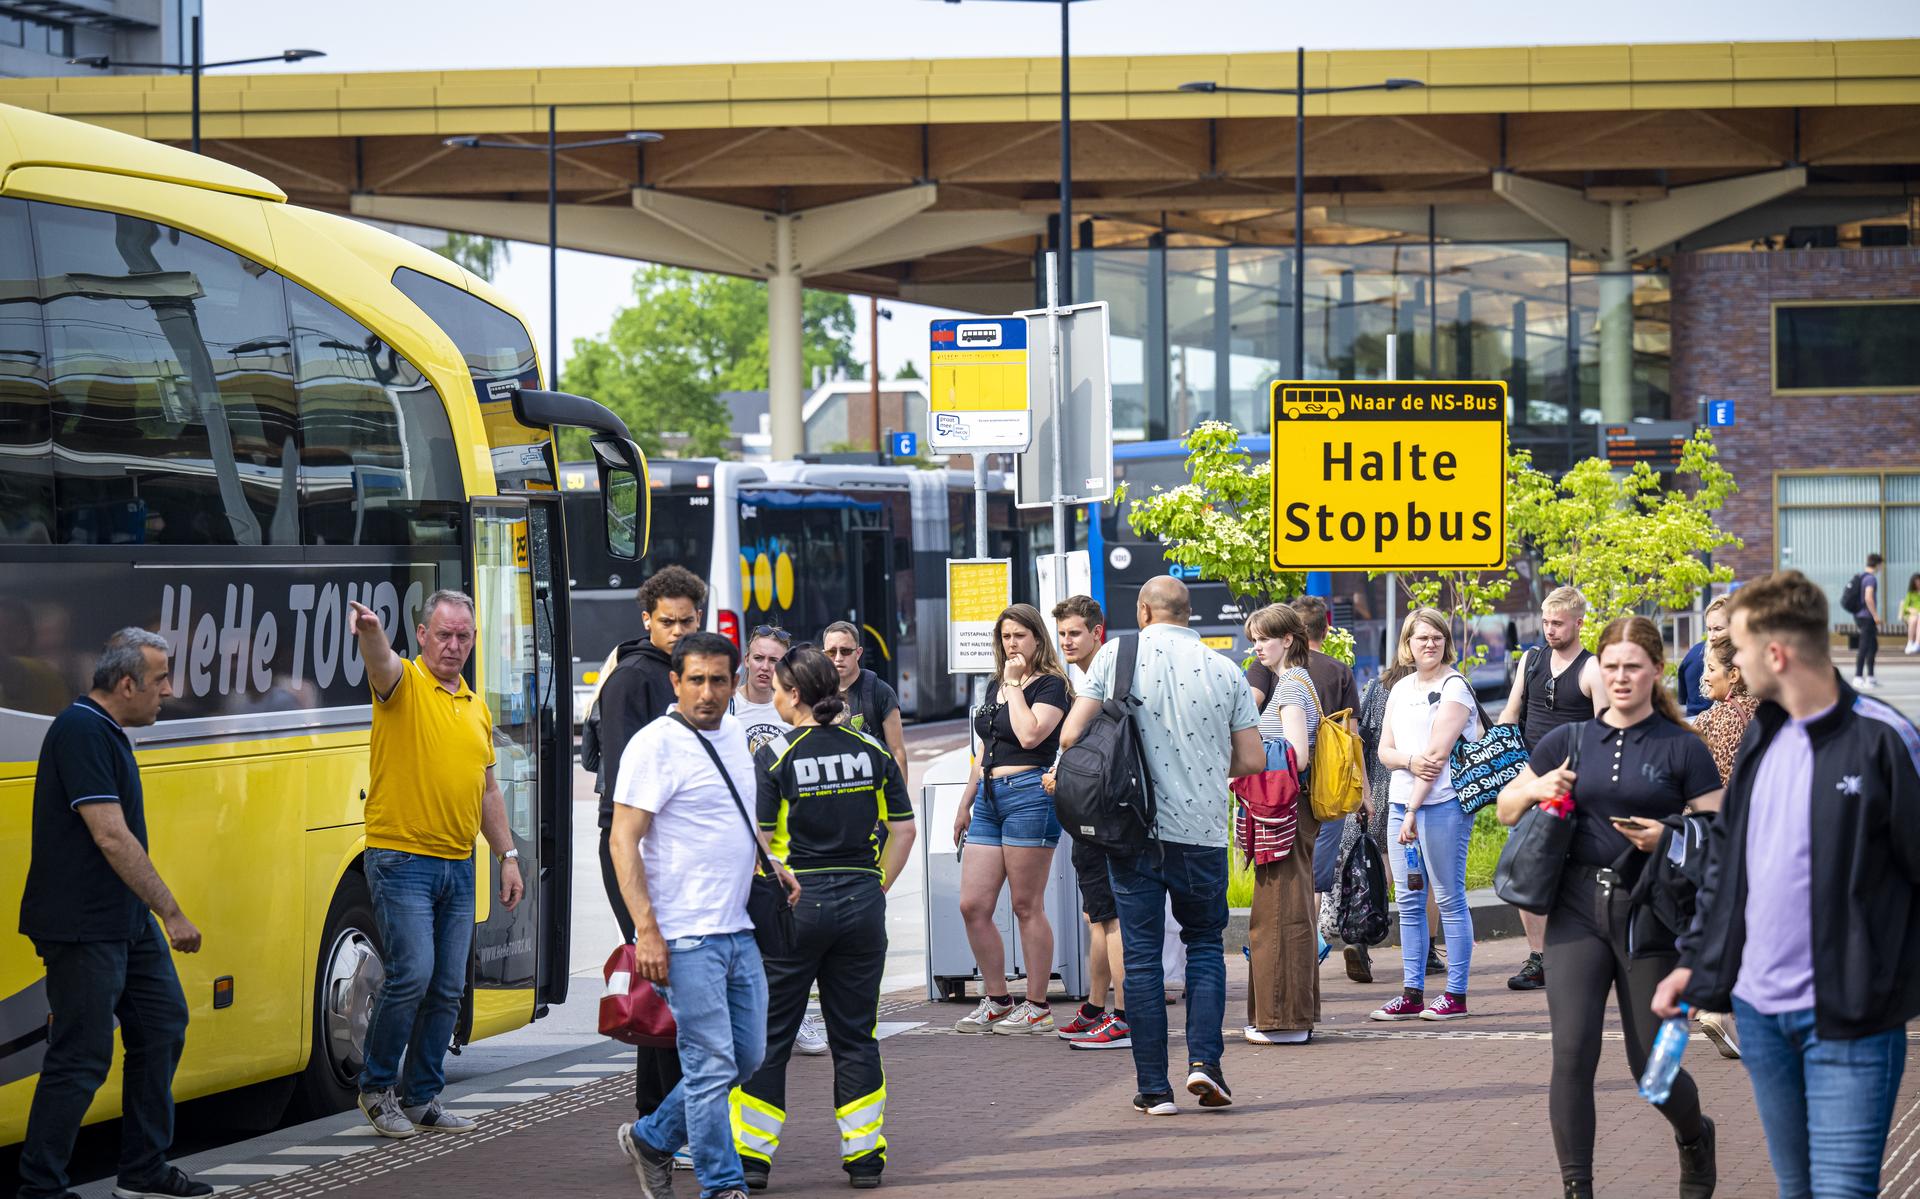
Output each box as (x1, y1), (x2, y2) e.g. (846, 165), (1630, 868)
(1507, 429), (1740, 647)
(559, 266), (857, 459)
(433, 232), (508, 281)
(1122, 420), (1306, 613)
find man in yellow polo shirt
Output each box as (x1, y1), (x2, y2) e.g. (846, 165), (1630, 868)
(347, 590), (523, 1139)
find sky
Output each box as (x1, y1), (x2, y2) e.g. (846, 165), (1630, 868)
(205, 0), (1918, 388)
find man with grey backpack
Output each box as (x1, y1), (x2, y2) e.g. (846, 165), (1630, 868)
(1058, 578), (1264, 1117)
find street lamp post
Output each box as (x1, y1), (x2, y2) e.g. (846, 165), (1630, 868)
(942, 0), (1091, 305)
(446, 112), (662, 390)
(1181, 52), (1422, 379)
(70, 15), (324, 153)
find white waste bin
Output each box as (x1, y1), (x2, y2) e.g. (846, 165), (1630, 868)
(921, 746), (1088, 1002)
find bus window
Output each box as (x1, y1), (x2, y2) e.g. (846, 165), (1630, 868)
(288, 281), (464, 547)
(35, 201), (299, 546)
(390, 266), (541, 400)
(0, 198), (51, 545)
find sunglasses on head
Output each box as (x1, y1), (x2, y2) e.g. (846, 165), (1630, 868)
(750, 624), (791, 645)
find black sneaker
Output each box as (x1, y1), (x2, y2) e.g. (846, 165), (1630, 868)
(616, 1121), (676, 1199)
(1678, 1115), (1716, 1199)
(1132, 1091), (1177, 1116)
(743, 1157), (771, 1191)
(1508, 951), (1546, 991)
(1184, 1061), (1233, 1108)
(113, 1168), (214, 1199)
(1425, 945), (1446, 976)
(848, 1172), (884, 1190)
(1343, 943), (1373, 984)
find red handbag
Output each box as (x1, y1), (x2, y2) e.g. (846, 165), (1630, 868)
(600, 942), (677, 1047)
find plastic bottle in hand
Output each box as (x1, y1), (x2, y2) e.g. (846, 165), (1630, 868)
(1638, 1012), (1691, 1104)
(1403, 844), (1425, 893)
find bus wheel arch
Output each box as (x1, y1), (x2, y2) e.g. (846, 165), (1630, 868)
(292, 866), (383, 1118)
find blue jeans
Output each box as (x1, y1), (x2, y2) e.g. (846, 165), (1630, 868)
(969, 768), (1061, 848)
(1733, 998), (1908, 1199)
(1386, 800), (1473, 995)
(1107, 840), (1228, 1095)
(1311, 812), (1346, 894)
(633, 929), (769, 1199)
(360, 848), (474, 1106)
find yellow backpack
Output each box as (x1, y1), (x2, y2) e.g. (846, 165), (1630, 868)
(1303, 684), (1368, 822)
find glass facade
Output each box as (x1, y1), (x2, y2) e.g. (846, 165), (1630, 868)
(1071, 241), (1669, 473)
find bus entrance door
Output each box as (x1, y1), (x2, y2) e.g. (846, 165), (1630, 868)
(467, 500), (549, 1037)
(852, 526), (899, 692)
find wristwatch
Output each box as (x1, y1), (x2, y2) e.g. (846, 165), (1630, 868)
(499, 848), (520, 863)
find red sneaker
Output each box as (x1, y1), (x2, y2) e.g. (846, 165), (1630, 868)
(1068, 1014), (1132, 1050)
(1057, 1007), (1105, 1039)
(1369, 993), (1426, 1022)
(1420, 993), (1470, 1021)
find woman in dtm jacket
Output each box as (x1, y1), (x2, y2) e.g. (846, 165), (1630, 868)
(1655, 570), (1920, 1199)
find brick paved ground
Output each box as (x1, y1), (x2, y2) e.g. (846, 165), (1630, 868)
(226, 936), (1920, 1199)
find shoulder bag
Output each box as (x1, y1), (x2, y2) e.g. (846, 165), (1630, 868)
(669, 712), (797, 958)
(1492, 720), (1585, 915)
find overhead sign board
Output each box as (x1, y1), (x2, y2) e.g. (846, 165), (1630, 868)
(1012, 300), (1113, 509)
(1707, 400), (1735, 427)
(947, 558), (1012, 674)
(1268, 380), (1507, 572)
(929, 317), (1031, 454)
(1599, 419), (1694, 470)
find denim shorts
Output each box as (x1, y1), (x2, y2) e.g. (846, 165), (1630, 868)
(969, 768), (1061, 849)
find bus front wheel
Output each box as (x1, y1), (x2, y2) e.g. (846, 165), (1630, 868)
(292, 871), (384, 1119)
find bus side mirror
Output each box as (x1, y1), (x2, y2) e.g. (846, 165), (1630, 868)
(591, 436), (648, 562)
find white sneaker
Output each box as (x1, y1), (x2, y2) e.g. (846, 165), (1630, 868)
(794, 1012), (829, 1056)
(402, 1099), (475, 1132)
(953, 996), (1014, 1033)
(989, 1000), (1056, 1035)
(357, 1088), (417, 1139)
(1854, 675), (1868, 687)
(1862, 677), (1882, 690)
(1242, 1026), (1311, 1044)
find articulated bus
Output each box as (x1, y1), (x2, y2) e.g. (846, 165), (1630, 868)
(0, 105), (644, 1141)
(1091, 436), (1529, 691)
(563, 459), (1039, 723)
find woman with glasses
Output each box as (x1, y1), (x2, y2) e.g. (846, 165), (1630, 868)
(952, 604), (1073, 1035)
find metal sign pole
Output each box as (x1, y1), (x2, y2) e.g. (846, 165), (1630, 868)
(1384, 332), (1398, 660)
(1045, 252), (1070, 601)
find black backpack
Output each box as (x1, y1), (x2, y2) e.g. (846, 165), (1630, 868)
(1840, 572), (1865, 616)
(1051, 635), (1157, 857)
(1336, 834), (1391, 947)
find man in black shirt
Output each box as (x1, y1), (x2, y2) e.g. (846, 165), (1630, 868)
(1495, 585), (1603, 992)
(18, 629), (211, 1199)
(821, 620), (907, 766)
(595, 564), (705, 1128)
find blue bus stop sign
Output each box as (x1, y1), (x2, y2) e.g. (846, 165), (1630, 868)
(890, 431), (918, 458)
(1707, 400), (1735, 427)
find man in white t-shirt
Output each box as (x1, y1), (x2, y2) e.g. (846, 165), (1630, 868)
(610, 632), (799, 1199)
(731, 625), (793, 755)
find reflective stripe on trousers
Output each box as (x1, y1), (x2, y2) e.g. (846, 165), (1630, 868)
(730, 1087), (785, 1164)
(835, 1084), (887, 1161)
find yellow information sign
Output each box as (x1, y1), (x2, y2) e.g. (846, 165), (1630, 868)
(929, 318), (1032, 453)
(947, 558), (1012, 674)
(1269, 381), (1507, 571)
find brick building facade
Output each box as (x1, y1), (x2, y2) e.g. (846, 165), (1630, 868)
(1668, 247), (1920, 584)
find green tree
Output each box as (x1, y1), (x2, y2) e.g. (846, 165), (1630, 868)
(1394, 449), (1557, 671)
(1507, 429), (1740, 648)
(894, 360), (923, 380)
(434, 232), (508, 281)
(559, 266), (857, 459)
(1123, 420), (1306, 614)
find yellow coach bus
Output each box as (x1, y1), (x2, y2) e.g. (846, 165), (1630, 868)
(0, 104), (647, 1141)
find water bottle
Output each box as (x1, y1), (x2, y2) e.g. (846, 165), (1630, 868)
(1638, 1012), (1691, 1104)
(1404, 844), (1425, 893)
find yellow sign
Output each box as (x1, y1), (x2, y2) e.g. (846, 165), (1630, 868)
(1269, 381), (1507, 571)
(947, 558), (1012, 674)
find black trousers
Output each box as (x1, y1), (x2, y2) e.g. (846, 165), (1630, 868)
(18, 920), (189, 1198)
(1544, 867), (1706, 1186)
(737, 871), (889, 1177)
(1859, 618), (1880, 678)
(599, 825), (682, 1117)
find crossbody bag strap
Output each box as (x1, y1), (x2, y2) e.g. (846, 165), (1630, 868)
(669, 712), (777, 879)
